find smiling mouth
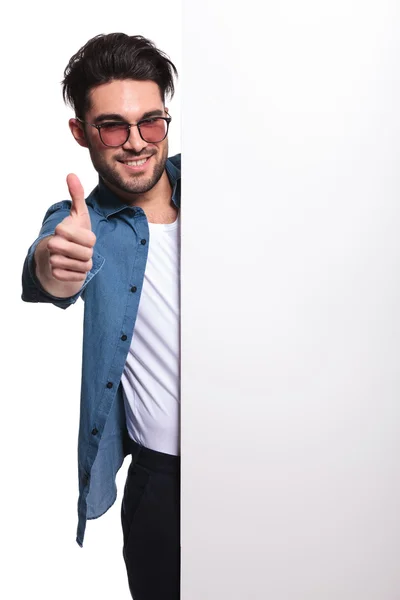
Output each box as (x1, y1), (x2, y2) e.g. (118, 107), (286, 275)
(120, 156), (152, 167)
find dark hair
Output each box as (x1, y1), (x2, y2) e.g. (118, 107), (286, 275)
(62, 33), (178, 118)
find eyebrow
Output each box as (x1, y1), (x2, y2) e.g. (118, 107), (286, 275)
(93, 110), (165, 124)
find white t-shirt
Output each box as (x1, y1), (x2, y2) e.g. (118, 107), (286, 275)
(121, 213), (180, 455)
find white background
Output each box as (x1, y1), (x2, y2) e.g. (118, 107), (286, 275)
(1, 2), (180, 599)
(181, 1), (400, 599)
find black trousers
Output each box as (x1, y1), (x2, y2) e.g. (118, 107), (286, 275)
(121, 438), (181, 600)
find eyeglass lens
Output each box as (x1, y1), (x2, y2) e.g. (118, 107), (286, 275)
(100, 119), (168, 146)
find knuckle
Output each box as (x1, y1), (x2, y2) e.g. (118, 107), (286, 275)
(51, 268), (63, 281)
(48, 237), (64, 253)
(54, 223), (66, 237)
(84, 248), (93, 261)
(46, 237), (56, 251)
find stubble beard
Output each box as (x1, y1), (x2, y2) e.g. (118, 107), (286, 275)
(89, 143), (169, 196)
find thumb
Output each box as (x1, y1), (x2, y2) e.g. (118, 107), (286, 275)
(67, 173), (89, 220)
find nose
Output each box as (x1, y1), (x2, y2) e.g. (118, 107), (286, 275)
(122, 124), (147, 152)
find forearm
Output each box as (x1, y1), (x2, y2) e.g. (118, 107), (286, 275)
(34, 236), (85, 299)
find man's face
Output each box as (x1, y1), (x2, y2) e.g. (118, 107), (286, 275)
(74, 79), (169, 196)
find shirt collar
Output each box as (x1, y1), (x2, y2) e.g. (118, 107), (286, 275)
(87, 154), (181, 219)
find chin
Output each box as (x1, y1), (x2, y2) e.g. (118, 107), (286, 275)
(120, 178), (157, 195)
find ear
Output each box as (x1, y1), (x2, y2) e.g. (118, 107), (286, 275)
(69, 118), (89, 148)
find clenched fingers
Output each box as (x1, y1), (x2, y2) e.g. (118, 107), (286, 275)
(47, 236), (94, 262)
(49, 254), (93, 273)
(50, 268), (89, 282)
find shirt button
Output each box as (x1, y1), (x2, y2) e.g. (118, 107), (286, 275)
(141, 239), (147, 245)
(106, 382), (113, 389)
(91, 427), (98, 436)
(131, 286), (137, 293)
(121, 334), (127, 341)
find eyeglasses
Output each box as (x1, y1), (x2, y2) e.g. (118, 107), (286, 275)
(76, 115), (172, 147)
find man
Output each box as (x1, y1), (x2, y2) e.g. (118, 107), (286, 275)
(21, 33), (181, 600)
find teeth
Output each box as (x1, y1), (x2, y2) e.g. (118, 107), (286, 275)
(126, 158), (147, 166)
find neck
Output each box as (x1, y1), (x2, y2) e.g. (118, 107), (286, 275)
(105, 171), (178, 224)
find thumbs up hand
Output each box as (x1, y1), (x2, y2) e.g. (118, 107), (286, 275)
(47, 174), (96, 282)
(67, 173), (92, 231)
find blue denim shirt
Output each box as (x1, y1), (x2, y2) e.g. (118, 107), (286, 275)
(21, 154), (181, 547)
